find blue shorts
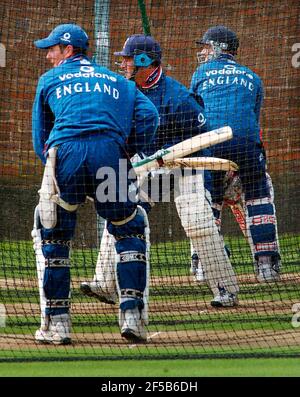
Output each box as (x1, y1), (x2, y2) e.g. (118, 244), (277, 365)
(210, 138), (269, 203)
(55, 135), (137, 221)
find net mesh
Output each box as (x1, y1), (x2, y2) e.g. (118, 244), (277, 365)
(0, 0), (300, 361)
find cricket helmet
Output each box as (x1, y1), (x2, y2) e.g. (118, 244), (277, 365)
(114, 34), (162, 67)
(196, 25), (239, 54)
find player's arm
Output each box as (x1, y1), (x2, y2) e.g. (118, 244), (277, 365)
(32, 77), (54, 164)
(176, 94), (208, 138)
(189, 67), (207, 106)
(167, 93), (211, 160)
(254, 77), (264, 123)
(189, 67), (203, 94)
(126, 88), (159, 155)
(189, 70), (198, 94)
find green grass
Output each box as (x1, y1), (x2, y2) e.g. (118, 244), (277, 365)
(2, 311), (293, 336)
(1, 342), (300, 370)
(0, 234), (299, 279)
(0, 234), (300, 364)
(0, 358), (300, 377)
(1, 277), (299, 307)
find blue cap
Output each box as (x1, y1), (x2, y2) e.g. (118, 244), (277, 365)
(34, 24), (89, 49)
(114, 34), (161, 61)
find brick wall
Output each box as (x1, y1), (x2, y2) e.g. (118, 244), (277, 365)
(109, 0), (300, 174)
(0, 0), (299, 179)
(0, 0), (96, 179)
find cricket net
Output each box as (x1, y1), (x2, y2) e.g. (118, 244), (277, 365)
(0, 0), (300, 362)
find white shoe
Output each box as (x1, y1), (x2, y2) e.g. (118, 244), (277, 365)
(80, 281), (117, 304)
(211, 285), (238, 307)
(35, 328), (54, 344)
(120, 307), (147, 343)
(256, 255), (280, 283)
(35, 314), (71, 345)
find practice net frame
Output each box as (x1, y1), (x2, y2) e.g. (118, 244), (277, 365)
(0, 0), (299, 362)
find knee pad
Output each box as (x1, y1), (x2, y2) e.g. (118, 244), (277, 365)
(246, 197), (279, 256)
(175, 176), (239, 296)
(43, 258), (71, 316)
(94, 221), (118, 297)
(176, 191), (216, 239)
(108, 206), (150, 321)
(42, 238), (72, 316)
(32, 206), (71, 319)
(41, 205), (75, 259)
(175, 172), (216, 239)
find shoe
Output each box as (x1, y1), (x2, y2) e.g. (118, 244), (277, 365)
(120, 307), (147, 343)
(50, 314), (72, 345)
(35, 328), (54, 344)
(190, 253), (205, 282)
(35, 314), (71, 345)
(256, 255), (280, 283)
(211, 284), (238, 307)
(80, 281), (117, 304)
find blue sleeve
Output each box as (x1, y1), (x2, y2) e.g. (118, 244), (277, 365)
(254, 78), (264, 123)
(190, 71), (197, 93)
(32, 77), (54, 164)
(175, 95), (211, 157)
(174, 94), (208, 141)
(126, 89), (159, 155)
(190, 69), (206, 106)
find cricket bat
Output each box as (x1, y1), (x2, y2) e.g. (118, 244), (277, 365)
(165, 157), (238, 171)
(225, 200), (248, 237)
(223, 171), (248, 239)
(132, 126), (232, 175)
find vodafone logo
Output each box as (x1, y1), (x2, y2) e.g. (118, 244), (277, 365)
(80, 65), (94, 73)
(61, 32), (71, 42)
(198, 112), (206, 127)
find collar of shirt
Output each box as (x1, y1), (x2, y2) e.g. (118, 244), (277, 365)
(140, 65), (163, 90)
(59, 54), (90, 66)
(217, 53), (236, 62)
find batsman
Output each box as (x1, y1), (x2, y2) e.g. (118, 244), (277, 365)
(190, 25), (281, 282)
(80, 34), (239, 310)
(31, 24), (159, 344)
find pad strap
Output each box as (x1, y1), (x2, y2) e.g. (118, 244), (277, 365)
(46, 299), (70, 308)
(42, 239), (71, 248)
(120, 288), (143, 299)
(115, 234), (145, 241)
(45, 258), (71, 267)
(246, 197), (273, 206)
(119, 251), (147, 263)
